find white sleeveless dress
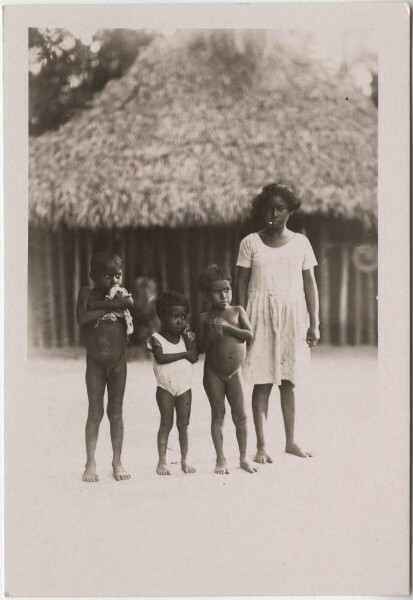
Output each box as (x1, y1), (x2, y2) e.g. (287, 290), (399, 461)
(236, 232), (317, 385)
(147, 332), (192, 396)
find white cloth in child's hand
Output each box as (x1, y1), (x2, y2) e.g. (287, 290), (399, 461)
(95, 285), (134, 336)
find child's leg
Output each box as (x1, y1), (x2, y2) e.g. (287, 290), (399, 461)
(203, 367), (228, 474)
(252, 384), (273, 463)
(279, 379), (312, 458)
(226, 373), (257, 474)
(175, 390), (195, 474)
(84, 358), (106, 482)
(156, 387), (175, 475)
(107, 355), (130, 480)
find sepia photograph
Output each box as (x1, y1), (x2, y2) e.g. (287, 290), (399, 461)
(3, 3), (410, 597)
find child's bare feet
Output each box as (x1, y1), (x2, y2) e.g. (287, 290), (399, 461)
(112, 462), (131, 480)
(254, 450), (273, 464)
(157, 462), (171, 475)
(240, 459), (257, 473)
(215, 459), (230, 475)
(181, 462), (196, 474)
(83, 462), (99, 482)
(285, 442), (312, 458)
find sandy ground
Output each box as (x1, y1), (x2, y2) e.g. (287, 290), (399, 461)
(5, 346), (409, 596)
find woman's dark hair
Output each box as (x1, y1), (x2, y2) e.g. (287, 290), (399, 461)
(252, 183), (302, 222)
(155, 291), (190, 317)
(90, 252), (122, 276)
(198, 264), (232, 292)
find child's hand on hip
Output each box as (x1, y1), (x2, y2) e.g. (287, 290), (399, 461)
(306, 326), (320, 347)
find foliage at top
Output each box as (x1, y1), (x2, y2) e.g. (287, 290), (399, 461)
(29, 28), (155, 136)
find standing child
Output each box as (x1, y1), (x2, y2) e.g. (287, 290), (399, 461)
(198, 265), (257, 475)
(76, 252), (133, 482)
(147, 291), (198, 476)
(236, 183), (320, 463)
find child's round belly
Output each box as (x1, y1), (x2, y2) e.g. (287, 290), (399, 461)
(207, 339), (246, 379)
(85, 320), (127, 363)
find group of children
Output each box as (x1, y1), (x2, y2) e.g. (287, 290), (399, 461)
(77, 183), (320, 482)
(77, 253), (257, 481)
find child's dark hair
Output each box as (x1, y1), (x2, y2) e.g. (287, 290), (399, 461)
(155, 291), (190, 318)
(252, 183), (302, 221)
(90, 252), (122, 275)
(199, 264), (232, 292)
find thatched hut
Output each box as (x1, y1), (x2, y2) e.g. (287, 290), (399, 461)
(29, 30), (378, 348)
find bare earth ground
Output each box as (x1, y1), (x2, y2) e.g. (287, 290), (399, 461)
(5, 346), (409, 596)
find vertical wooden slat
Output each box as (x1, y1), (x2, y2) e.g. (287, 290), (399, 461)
(318, 224), (331, 344)
(45, 229), (58, 347)
(224, 228), (232, 273)
(181, 229), (191, 300)
(366, 272), (376, 344)
(73, 229), (81, 346)
(157, 230), (168, 292)
(127, 229), (136, 292)
(353, 268), (363, 345)
(85, 231), (93, 286)
(57, 226), (69, 346)
(338, 245), (350, 346)
(28, 228), (42, 348)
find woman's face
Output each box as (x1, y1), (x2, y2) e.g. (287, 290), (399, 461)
(262, 195), (291, 230)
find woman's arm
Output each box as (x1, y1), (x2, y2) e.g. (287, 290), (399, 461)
(150, 337), (198, 365)
(235, 266), (251, 309)
(76, 288), (108, 327)
(303, 268), (320, 345)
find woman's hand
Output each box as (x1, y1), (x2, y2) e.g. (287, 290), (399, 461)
(306, 325), (320, 347)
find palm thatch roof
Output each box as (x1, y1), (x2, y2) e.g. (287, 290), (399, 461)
(29, 30), (377, 229)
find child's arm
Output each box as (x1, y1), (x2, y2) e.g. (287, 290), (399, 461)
(76, 288), (110, 327)
(88, 296), (134, 311)
(235, 267), (251, 309)
(150, 336), (198, 365)
(213, 307), (253, 342)
(303, 268), (320, 346)
(183, 330), (197, 351)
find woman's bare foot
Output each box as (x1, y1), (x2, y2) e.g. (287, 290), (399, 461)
(112, 462), (131, 481)
(254, 450), (273, 464)
(240, 459), (257, 473)
(285, 442), (312, 458)
(156, 462), (171, 475)
(83, 462), (99, 482)
(215, 459), (230, 475)
(181, 462), (196, 474)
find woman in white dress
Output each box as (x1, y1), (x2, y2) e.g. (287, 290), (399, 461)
(236, 183), (320, 463)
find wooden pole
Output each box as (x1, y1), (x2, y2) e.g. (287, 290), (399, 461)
(366, 272), (377, 344)
(57, 226), (69, 346)
(318, 224), (331, 344)
(73, 230), (81, 346)
(353, 269), (363, 345)
(338, 245), (350, 346)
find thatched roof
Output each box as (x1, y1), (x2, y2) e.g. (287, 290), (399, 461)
(29, 30), (377, 229)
